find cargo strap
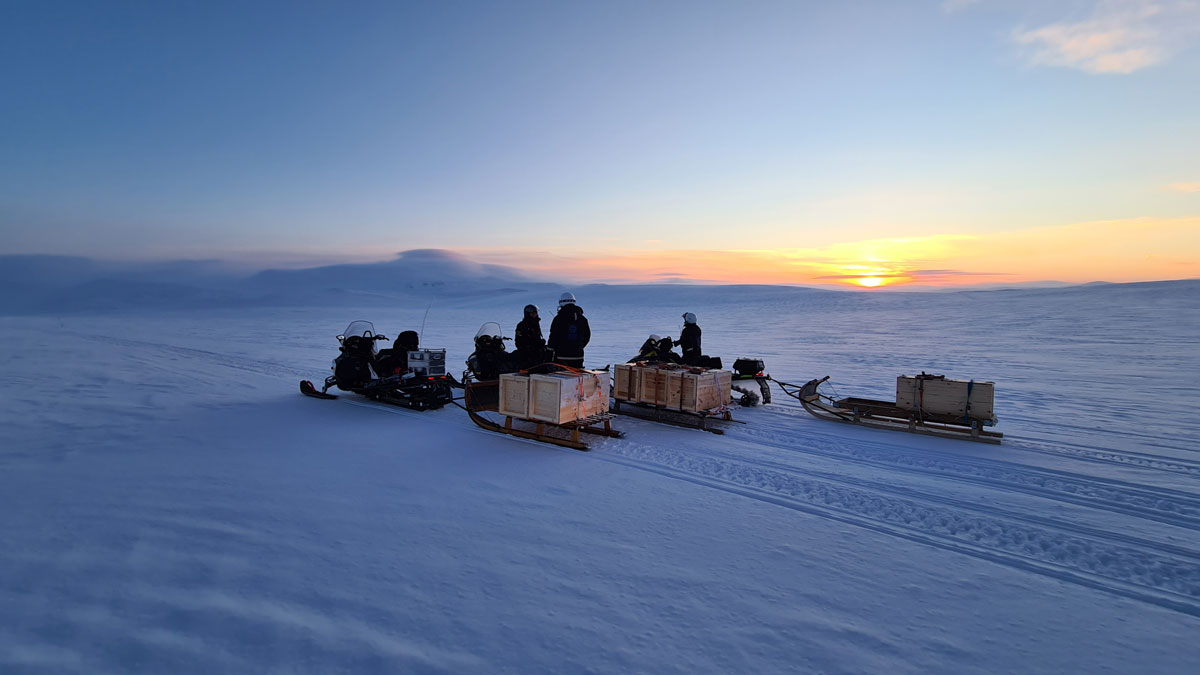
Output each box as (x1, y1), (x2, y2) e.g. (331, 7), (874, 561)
(963, 379), (974, 424)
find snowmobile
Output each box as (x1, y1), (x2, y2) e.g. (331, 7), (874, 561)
(460, 322), (622, 451)
(299, 320), (454, 411)
(731, 357), (772, 405)
(774, 374), (1003, 444)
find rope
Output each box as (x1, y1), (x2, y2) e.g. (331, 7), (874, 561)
(964, 379), (974, 424)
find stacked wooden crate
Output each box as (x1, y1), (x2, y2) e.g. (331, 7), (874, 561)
(613, 363), (640, 401)
(498, 373), (531, 418)
(896, 375), (996, 423)
(497, 370), (610, 424)
(616, 362), (732, 413)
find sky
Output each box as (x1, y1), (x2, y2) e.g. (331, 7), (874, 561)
(1, 0), (1198, 288)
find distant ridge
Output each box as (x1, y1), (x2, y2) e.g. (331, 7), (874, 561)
(0, 252), (1195, 315)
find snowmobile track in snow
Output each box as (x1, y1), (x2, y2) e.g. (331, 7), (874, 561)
(732, 418), (1200, 531)
(324, 391), (1200, 616)
(665, 441), (1200, 563)
(767, 398), (1200, 477)
(597, 441), (1200, 618)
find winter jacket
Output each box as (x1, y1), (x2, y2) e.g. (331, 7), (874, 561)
(679, 324), (702, 365)
(548, 304), (590, 359)
(514, 316), (545, 354)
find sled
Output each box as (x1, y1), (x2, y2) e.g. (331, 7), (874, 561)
(461, 375), (623, 451)
(610, 399), (740, 434)
(776, 376), (1003, 445)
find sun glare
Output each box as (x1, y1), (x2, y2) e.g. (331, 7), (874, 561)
(856, 276), (885, 288)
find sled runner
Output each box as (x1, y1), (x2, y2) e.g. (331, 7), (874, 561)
(299, 320), (454, 411)
(460, 373), (622, 451)
(609, 398), (738, 434)
(777, 375), (1003, 444)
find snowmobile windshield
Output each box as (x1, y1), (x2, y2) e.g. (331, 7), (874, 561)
(341, 320), (377, 339)
(474, 322), (503, 340)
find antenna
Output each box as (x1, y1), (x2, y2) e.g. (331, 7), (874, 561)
(419, 302), (432, 344)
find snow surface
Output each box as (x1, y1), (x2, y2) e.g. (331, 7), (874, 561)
(2, 282), (1199, 673)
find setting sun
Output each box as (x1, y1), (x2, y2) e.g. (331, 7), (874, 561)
(856, 277), (885, 288)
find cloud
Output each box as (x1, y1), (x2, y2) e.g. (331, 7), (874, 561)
(1167, 181), (1200, 193)
(1012, 0), (1200, 74)
(816, 270), (1011, 280)
(461, 217), (1200, 288)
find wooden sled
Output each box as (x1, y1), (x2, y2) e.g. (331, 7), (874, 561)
(462, 376), (623, 451)
(610, 399), (739, 435)
(777, 376), (1003, 445)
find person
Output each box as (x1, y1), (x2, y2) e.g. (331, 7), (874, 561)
(676, 312), (721, 368)
(513, 304), (551, 370)
(629, 334), (663, 363)
(628, 334), (681, 364)
(656, 336), (681, 363)
(678, 312), (702, 366)
(548, 291), (590, 369)
(374, 329), (420, 376)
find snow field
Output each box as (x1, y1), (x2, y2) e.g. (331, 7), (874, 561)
(1, 283), (1198, 673)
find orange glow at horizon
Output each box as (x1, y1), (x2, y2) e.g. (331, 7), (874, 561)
(463, 217), (1200, 289)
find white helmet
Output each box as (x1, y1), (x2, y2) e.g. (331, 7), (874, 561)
(682, 312), (697, 325)
(558, 292), (577, 307)
(649, 334), (661, 342)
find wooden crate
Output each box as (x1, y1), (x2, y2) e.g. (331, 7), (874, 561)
(498, 373), (531, 418)
(579, 369), (610, 418)
(637, 366), (676, 406)
(896, 375), (995, 423)
(698, 369), (732, 410)
(665, 369), (732, 412)
(614, 364), (639, 401)
(528, 371), (610, 424)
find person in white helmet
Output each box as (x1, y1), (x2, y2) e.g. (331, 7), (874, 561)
(678, 311), (703, 366)
(548, 292), (590, 368)
(626, 330), (685, 363)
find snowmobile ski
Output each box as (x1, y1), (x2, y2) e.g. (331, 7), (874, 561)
(300, 380), (338, 399)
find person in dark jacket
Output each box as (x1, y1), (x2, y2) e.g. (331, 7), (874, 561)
(548, 292), (590, 369)
(374, 330), (420, 376)
(656, 336), (680, 363)
(678, 312), (702, 366)
(629, 334), (663, 363)
(677, 312), (721, 368)
(514, 304), (551, 370)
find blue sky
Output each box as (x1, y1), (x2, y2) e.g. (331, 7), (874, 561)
(1, 1), (1197, 284)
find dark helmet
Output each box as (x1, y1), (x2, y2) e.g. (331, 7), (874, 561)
(524, 304), (539, 318)
(395, 330), (419, 351)
(657, 336), (674, 352)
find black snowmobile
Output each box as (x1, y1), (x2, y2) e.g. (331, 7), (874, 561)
(300, 320), (454, 411)
(464, 322), (519, 381)
(731, 357), (772, 406)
